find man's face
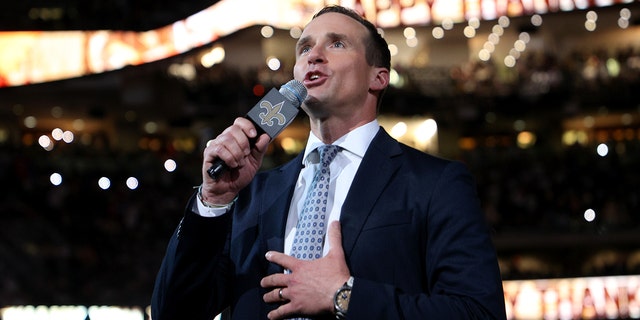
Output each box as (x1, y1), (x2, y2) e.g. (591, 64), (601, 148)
(293, 12), (375, 118)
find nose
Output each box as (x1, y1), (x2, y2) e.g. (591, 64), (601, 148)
(307, 46), (325, 64)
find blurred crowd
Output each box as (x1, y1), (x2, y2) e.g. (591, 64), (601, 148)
(1, 46), (640, 307)
(468, 142), (640, 234)
(0, 143), (197, 306)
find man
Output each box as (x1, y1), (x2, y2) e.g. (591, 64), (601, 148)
(152, 5), (506, 320)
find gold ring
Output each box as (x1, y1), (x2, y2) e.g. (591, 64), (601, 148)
(278, 288), (284, 300)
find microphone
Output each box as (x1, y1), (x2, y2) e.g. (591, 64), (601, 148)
(207, 79), (307, 180)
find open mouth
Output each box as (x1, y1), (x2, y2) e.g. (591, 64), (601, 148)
(305, 71), (326, 85)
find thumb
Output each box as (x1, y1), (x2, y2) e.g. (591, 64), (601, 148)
(254, 133), (271, 152)
(327, 220), (344, 255)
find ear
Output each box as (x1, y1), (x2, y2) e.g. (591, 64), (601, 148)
(369, 67), (390, 92)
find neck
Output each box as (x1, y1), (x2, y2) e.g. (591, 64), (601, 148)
(304, 95), (378, 144)
(309, 115), (375, 144)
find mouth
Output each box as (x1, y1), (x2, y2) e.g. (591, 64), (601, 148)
(304, 71), (326, 86)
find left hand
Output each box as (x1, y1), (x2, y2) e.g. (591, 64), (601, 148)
(260, 221), (351, 320)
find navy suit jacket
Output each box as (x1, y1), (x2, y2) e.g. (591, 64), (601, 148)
(152, 128), (506, 320)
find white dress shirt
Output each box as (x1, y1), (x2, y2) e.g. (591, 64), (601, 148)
(284, 120), (378, 256)
(195, 120), (380, 257)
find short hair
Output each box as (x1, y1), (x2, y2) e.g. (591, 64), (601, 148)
(312, 6), (391, 71)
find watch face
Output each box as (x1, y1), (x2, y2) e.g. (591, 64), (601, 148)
(336, 288), (351, 311)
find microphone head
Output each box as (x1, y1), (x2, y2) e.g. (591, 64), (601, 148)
(279, 80), (307, 108)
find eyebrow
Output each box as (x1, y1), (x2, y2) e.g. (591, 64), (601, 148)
(296, 36), (311, 51)
(326, 32), (348, 43)
(296, 32), (350, 51)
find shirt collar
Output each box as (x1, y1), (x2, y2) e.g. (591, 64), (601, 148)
(302, 119), (379, 165)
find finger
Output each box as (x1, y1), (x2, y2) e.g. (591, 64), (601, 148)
(263, 287), (287, 304)
(218, 118), (271, 167)
(327, 220), (344, 255)
(267, 304), (295, 320)
(220, 127), (253, 162)
(206, 128), (251, 169)
(252, 132), (271, 153)
(232, 118), (273, 155)
(233, 117), (258, 139)
(265, 251), (298, 271)
(260, 272), (288, 289)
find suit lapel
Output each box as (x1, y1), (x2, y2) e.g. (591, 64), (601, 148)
(261, 153), (303, 266)
(340, 128), (403, 257)
(255, 158), (301, 319)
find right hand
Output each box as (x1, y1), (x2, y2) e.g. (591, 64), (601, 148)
(200, 117), (270, 204)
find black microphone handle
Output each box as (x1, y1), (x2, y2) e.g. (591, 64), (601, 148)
(206, 158), (227, 180)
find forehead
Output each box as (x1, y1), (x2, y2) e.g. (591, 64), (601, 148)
(301, 12), (368, 40)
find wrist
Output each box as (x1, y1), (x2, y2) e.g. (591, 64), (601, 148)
(196, 185), (238, 210)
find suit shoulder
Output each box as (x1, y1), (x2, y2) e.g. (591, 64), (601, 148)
(252, 154), (302, 183)
(398, 142), (452, 166)
(395, 143), (473, 180)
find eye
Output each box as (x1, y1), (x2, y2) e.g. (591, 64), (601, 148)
(332, 41), (345, 48)
(299, 45), (311, 55)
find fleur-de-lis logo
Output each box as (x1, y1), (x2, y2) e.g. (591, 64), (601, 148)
(259, 100), (287, 127)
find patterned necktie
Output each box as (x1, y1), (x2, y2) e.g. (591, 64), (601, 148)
(290, 144), (340, 260)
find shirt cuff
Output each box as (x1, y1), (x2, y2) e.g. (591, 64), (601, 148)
(192, 185), (237, 217)
(193, 197), (230, 217)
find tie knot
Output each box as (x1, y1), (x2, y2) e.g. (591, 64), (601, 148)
(318, 145), (340, 166)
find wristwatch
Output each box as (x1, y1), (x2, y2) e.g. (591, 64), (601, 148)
(334, 276), (354, 319)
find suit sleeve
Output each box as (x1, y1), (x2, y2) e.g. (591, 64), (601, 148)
(347, 161), (506, 319)
(151, 193), (234, 320)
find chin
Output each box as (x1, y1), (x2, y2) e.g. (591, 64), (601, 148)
(303, 95), (320, 109)
(301, 97), (328, 118)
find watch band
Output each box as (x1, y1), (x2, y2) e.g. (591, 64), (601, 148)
(345, 276), (354, 287)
